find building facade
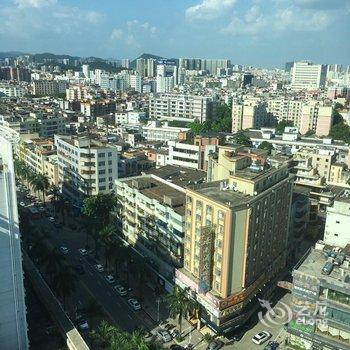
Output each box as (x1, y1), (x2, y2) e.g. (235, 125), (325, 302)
(0, 125), (28, 350)
(55, 135), (118, 206)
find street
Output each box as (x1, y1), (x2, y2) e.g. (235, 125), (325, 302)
(18, 184), (292, 350)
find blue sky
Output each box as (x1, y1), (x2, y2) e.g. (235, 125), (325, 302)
(0, 0), (349, 68)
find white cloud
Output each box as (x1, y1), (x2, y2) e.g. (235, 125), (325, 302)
(14, 0), (56, 8)
(111, 19), (157, 47)
(110, 28), (123, 40)
(186, 0), (236, 21)
(222, 2), (335, 35)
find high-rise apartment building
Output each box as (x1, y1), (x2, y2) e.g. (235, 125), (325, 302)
(231, 98), (270, 132)
(0, 125), (28, 350)
(121, 59), (130, 69)
(82, 64), (90, 79)
(149, 93), (217, 122)
(146, 58), (156, 77)
(291, 61), (327, 91)
(136, 58), (146, 77)
(176, 145), (294, 334)
(55, 135), (118, 206)
(32, 80), (67, 96)
(299, 101), (333, 136)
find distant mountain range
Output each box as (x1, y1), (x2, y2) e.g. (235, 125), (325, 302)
(0, 51), (178, 66)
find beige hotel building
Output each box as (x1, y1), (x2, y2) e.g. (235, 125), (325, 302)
(176, 145), (294, 334)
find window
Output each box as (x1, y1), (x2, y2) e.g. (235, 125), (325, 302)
(98, 153), (105, 158)
(98, 161), (105, 166)
(98, 169), (105, 175)
(98, 178), (105, 183)
(108, 160), (112, 165)
(108, 152), (112, 157)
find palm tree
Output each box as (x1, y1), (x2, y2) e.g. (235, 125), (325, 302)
(82, 298), (102, 329)
(52, 268), (76, 310)
(90, 321), (118, 349)
(166, 286), (195, 334)
(35, 173), (50, 203)
(99, 224), (116, 268)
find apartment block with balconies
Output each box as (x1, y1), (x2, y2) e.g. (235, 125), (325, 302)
(115, 175), (186, 290)
(54, 134), (118, 206)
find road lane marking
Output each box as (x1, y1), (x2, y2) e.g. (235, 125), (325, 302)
(127, 315), (132, 320)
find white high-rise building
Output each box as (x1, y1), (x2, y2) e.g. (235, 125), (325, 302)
(147, 58), (156, 77)
(128, 74), (142, 93)
(0, 125), (28, 350)
(291, 61), (327, 91)
(156, 76), (174, 93)
(94, 69), (104, 86)
(121, 59), (130, 69)
(82, 64), (90, 79)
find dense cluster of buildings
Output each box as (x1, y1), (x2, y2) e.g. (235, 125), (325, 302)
(1, 53), (350, 349)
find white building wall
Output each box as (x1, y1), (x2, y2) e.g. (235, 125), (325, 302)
(324, 194), (350, 248)
(0, 126), (28, 350)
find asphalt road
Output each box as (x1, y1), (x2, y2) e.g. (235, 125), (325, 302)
(18, 187), (156, 336)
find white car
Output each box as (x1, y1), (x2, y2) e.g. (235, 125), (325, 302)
(114, 285), (128, 296)
(128, 298), (141, 311)
(60, 246), (69, 255)
(94, 264), (104, 272)
(19, 201), (26, 207)
(77, 318), (89, 331)
(105, 275), (115, 284)
(48, 216), (55, 222)
(157, 330), (172, 343)
(252, 331), (272, 345)
(78, 248), (88, 256)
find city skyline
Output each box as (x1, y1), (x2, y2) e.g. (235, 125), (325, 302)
(0, 0), (349, 68)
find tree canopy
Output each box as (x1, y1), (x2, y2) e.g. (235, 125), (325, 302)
(188, 103), (232, 135)
(275, 120), (294, 134)
(231, 131), (252, 147)
(258, 141), (274, 155)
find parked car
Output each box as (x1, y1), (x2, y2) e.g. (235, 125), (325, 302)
(76, 316), (89, 332)
(264, 341), (279, 350)
(157, 330), (172, 343)
(94, 264), (104, 272)
(128, 298), (141, 311)
(78, 248), (88, 256)
(19, 201), (26, 207)
(114, 285), (128, 296)
(170, 344), (184, 350)
(170, 328), (179, 338)
(59, 246), (69, 255)
(105, 275), (115, 284)
(252, 331), (272, 345)
(206, 340), (224, 350)
(48, 216), (55, 222)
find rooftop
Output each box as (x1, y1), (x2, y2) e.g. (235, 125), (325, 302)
(144, 165), (206, 188)
(123, 176), (186, 215)
(296, 244), (350, 290)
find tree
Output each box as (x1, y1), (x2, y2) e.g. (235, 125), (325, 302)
(33, 173), (50, 203)
(275, 120), (294, 134)
(258, 141), (274, 155)
(304, 129), (315, 137)
(232, 131), (252, 147)
(99, 224), (116, 268)
(52, 268), (76, 309)
(90, 320), (115, 349)
(329, 116), (350, 144)
(166, 286), (195, 333)
(82, 193), (117, 256)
